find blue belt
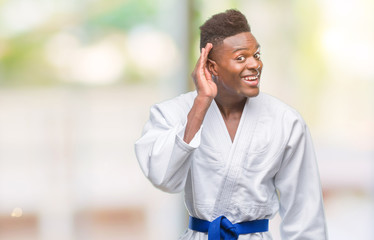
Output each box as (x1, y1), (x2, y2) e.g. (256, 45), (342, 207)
(189, 216), (269, 240)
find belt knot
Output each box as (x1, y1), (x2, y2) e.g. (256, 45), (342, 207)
(209, 216), (239, 240)
(188, 215), (269, 240)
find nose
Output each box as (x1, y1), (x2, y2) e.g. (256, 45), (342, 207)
(246, 57), (261, 70)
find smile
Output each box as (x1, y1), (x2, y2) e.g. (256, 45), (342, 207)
(241, 70), (261, 87)
(242, 75), (258, 81)
(241, 68), (261, 83)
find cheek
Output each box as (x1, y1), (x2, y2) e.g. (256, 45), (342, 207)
(230, 65), (245, 76)
(223, 63), (243, 74)
(217, 60), (244, 77)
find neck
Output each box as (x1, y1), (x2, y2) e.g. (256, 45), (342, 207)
(214, 94), (247, 119)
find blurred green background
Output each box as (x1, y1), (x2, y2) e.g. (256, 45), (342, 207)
(0, 0), (373, 239)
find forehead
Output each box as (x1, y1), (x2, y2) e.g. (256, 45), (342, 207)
(221, 32), (259, 53)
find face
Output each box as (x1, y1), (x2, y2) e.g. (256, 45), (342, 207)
(209, 32), (262, 99)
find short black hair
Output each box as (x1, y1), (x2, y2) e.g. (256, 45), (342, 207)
(199, 9), (251, 50)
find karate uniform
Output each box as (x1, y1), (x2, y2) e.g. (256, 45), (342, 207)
(135, 91), (328, 240)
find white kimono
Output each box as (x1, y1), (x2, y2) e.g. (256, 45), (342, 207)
(135, 91), (328, 240)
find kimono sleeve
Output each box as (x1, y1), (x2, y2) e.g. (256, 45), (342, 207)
(274, 112), (328, 239)
(135, 103), (202, 193)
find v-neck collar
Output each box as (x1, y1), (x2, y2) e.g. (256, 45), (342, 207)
(211, 94), (263, 218)
(212, 97), (249, 146)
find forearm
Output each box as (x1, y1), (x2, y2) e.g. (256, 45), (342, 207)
(275, 118), (328, 239)
(183, 96), (212, 144)
(136, 103), (200, 193)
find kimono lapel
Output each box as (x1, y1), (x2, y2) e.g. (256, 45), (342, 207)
(211, 94), (263, 219)
(202, 100), (232, 154)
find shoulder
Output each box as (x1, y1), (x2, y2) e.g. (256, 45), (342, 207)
(254, 92), (307, 127)
(156, 91), (196, 109)
(151, 91), (197, 123)
(254, 92), (294, 111)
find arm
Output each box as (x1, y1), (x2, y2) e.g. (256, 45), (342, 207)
(135, 43), (216, 193)
(184, 43), (217, 143)
(275, 114), (328, 239)
(135, 104), (199, 193)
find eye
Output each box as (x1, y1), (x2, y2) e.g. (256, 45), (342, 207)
(236, 56), (246, 62)
(254, 52), (261, 60)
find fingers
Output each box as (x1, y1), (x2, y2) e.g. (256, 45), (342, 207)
(197, 43), (213, 76)
(200, 43), (213, 64)
(191, 43), (214, 85)
(204, 66), (212, 82)
(204, 43), (213, 57)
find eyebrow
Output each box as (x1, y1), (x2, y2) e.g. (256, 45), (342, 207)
(232, 44), (261, 53)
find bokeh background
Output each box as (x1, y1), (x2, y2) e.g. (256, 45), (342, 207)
(0, 0), (373, 239)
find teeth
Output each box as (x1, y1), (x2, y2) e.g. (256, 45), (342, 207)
(242, 76), (258, 81)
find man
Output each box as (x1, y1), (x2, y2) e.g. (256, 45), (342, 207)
(135, 9), (328, 240)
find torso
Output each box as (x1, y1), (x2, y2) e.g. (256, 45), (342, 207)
(215, 97), (246, 142)
(222, 112), (243, 142)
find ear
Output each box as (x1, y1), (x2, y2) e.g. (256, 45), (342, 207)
(207, 59), (219, 76)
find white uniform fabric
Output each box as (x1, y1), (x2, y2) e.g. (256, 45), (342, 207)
(135, 91), (328, 240)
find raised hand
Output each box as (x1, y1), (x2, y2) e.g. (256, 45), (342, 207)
(191, 43), (217, 100)
(183, 43), (217, 144)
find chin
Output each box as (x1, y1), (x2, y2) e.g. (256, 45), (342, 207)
(243, 88), (260, 98)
